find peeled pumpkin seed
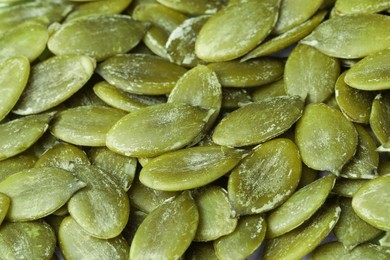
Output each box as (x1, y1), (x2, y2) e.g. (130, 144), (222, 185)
(66, 0), (132, 20)
(251, 79), (286, 101)
(228, 138), (302, 215)
(332, 178), (368, 198)
(65, 84), (109, 108)
(267, 174), (335, 239)
(212, 96), (304, 147)
(129, 191), (199, 260)
(143, 26), (170, 59)
(370, 93), (390, 145)
(301, 14), (390, 58)
(157, 0), (226, 15)
(97, 53), (187, 95)
(12, 54), (96, 115)
(0, 152), (36, 182)
(185, 242), (218, 260)
(106, 103), (211, 157)
(378, 160), (390, 176)
(295, 103), (358, 174)
(214, 215), (266, 260)
(68, 164), (130, 239)
(48, 14), (148, 61)
(0, 56), (29, 121)
(284, 44), (340, 103)
(195, 0), (280, 62)
(0, 113), (53, 161)
(122, 210), (147, 245)
(297, 164), (318, 188)
(334, 0), (390, 15)
(52, 205), (69, 217)
(193, 186), (237, 241)
(59, 216), (129, 260)
(352, 175), (390, 231)
(139, 146), (243, 191)
(50, 106), (126, 147)
(263, 202), (341, 260)
(0, 193), (10, 225)
(207, 58), (284, 88)
(0, 221), (56, 260)
(334, 198), (382, 250)
(379, 232), (390, 247)
(222, 88), (252, 110)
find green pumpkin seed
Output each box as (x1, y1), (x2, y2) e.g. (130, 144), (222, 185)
(208, 58), (283, 88)
(335, 71), (376, 124)
(90, 147), (137, 191)
(228, 138), (302, 215)
(213, 96), (304, 147)
(0, 167), (85, 221)
(345, 48), (390, 91)
(0, 193), (10, 225)
(334, 198), (382, 250)
(222, 88), (252, 110)
(143, 26), (170, 59)
(195, 0), (280, 62)
(129, 191), (199, 259)
(370, 93), (390, 145)
(157, 0), (226, 15)
(214, 215), (266, 259)
(332, 178), (368, 198)
(295, 103), (358, 174)
(139, 146), (243, 191)
(0, 56), (29, 121)
(264, 202), (341, 260)
(334, 0), (390, 15)
(193, 186), (237, 241)
(52, 204), (69, 217)
(267, 174), (335, 239)
(59, 216), (129, 260)
(66, 0), (132, 20)
(285, 44), (340, 103)
(301, 14), (390, 58)
(297, 164), (318, 188)
(65, 83), (109, 108)
(185, 242), (218, 260)
(122, 209), (147, 245)
(12, 54), (96, 115)
(68, 164), (130, 239)
(378, 160), (390, 176)
(48, 14), (148, 61)
(251, 79), (286, 102)
(340, 125), (379, 179)
(0, 21), (48, 62)
(379, 232), (390, 247)
(0, 221), (56, 260)
(311, 242), (390, 260)
(0, 113), (53, 161)
(0, 152), (36, 182)
(97, 54), (187, 95)
(352, 175), (390, 231)
(50, 106), (126, 147)
(106, 103), (211, 157)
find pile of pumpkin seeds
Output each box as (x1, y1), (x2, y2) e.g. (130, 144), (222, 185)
(0, 0), (390, 259)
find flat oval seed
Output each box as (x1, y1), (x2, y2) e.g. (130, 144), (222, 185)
(284, 44), (340, 103)
(0, 167), (86, 221)
(106, 103), (211, 157)
(140, 146), (243, 191)
(370, 93), (390, 145)
(213, 96), (304, 147)
(345, 48), (390, 91)
(185, 242), (218, 260)
(207, 58), (284, 88)
(195, 0), (280, 62)
(48, 14), (148, 61)
(97, 54), (187, 95)
(0, 192), (10, 225)
(0, 56), (29, 121)
(0, 153), (36, 182)
(222, 88), (252, 110)
(332, 178), (368, 198)
(295, 103), (358, 174)
(301, 14), (390, 58)
(59, 216), (129, 260)
(66, 0), (132, 20)
(130, 191), (199, 259)
(0, 113), (53, 161)
(267, 174), (335, 239)
(143, 26), (170, 59)
(50, 106), (127, 147)
(251, 79), (286, 101)
(12, 54), (96, 115)
(0, 221), (56, 260)
(157, 0), (226, 15)
(228, 138), (302, 215)
(122, 210), (147, 245)
(334, 0), (390, 15)
(214, 215), (266, 260)
(68, 165), (130, 239)
(352, 175), (390, 231)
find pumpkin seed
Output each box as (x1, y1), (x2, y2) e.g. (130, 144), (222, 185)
(213, 96), (304, 147)
(214, 215), (266, 259)
(195, 0), (280, 62)
(97, 53), (187, 95)
(157, 0), (226, 15)
(379, 232), (390, 247)
(251, 79), (286, 102)
(106, 103), (211, 157)
(0, 221), (56, 260)
(0, 167), (86, 221)
(352, 175), (390, 231)
(222, 88), (252, 110)
(52, 205), (69, 217)
(129, 191), (199, 259)
(370, 93), (390, 145)
(301, 14), (390, 58)
(0, 56), (29, 121)
(68, 164), (130, 239)
(59, 216), (129, 260)
(143, 26), (170, 59)
(0, 152), (36, 182)
(267, 174), (335, 239)
(122, 209), (147, 245)
(185, 242), (218, 260)
(295, 103), (358, 174)
(12, 54), (96, 115)
(297, 164), (318, 188)
(48, 14), (148, 61)
(334, 0), (390, 15)
(378, 160), (390, 176)
(65, 83), (109, 108)
(66, 0), (132, 20)
(0, 193), (10, 225)
(332, 178), (368, 198)
(285, 44), (340, 103)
